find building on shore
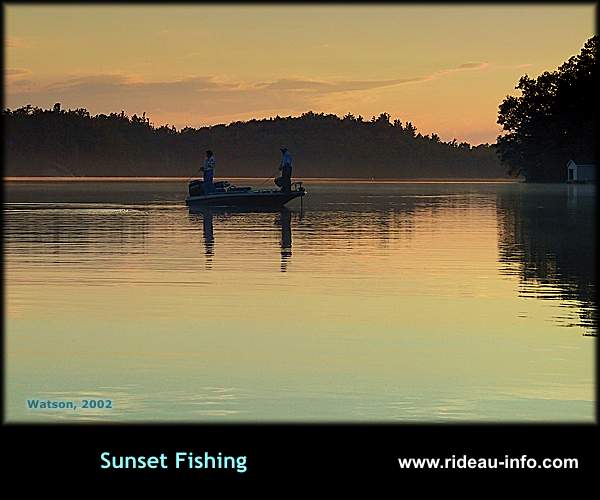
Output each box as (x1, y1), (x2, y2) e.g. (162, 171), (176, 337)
(567, 160), (596, 183)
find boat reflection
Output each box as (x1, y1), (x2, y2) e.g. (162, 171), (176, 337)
(188, 206), (299, 272)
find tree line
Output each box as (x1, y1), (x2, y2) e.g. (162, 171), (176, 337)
(5, 36), (596, 181)
(497, 35), (597, 182)
(3, 105), (503, 178)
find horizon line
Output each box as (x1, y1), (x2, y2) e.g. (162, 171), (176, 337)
(4, 176), (516, 183)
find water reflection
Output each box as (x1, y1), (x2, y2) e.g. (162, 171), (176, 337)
(200, 209), (215, 269)
(4, 181), (595, 422)
(3, 205), (150, 258)
(188, 206), (298, 272)
(277, 209), (292, 272)
(497, 184), (596, 333)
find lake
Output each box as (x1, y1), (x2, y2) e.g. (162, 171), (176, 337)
(4, 180), (596, 422)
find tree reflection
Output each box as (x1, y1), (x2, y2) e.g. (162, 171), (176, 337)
(497, 185), (596, 333)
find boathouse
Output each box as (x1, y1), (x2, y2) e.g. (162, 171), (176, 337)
(567, 160), (596, 183)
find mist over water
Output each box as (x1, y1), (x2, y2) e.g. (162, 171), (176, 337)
(4, 180), (595, 421)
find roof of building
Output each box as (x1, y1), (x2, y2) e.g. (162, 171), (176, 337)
(567, 160), (596, 168)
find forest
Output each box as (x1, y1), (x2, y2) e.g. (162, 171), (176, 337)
(497, 35), (597, 182)
(3, 106), (503, 179)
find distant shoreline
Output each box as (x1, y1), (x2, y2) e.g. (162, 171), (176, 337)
(4, 176), (518, 184)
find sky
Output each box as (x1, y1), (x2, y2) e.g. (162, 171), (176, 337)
(4, 4), (596, 144)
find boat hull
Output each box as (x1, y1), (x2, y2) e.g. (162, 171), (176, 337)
(185, 190), (304, 208)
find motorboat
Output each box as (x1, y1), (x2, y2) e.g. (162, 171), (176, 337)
(185, 180), (306, 208)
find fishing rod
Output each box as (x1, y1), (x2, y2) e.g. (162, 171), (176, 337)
(256, 167), (281, 187)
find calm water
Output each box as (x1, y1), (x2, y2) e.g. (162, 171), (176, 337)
(4, 180), (596, 422)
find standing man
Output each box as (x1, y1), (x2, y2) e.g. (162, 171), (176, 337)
(277, 147), (293, 193)
(202, 150), (215, 194)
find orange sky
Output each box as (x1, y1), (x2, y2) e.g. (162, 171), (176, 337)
(4, 4), (596, 144)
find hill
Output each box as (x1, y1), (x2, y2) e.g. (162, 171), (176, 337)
(3, 106), (504, 178)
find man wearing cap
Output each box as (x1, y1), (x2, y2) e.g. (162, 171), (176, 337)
(202, 150), (215, 194)
(277, 147), (293, 193)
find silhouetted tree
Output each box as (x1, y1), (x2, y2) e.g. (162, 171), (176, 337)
(404, 122), (417, 138)
(3, 106), (503, 178)
(497, 35), (597, 182)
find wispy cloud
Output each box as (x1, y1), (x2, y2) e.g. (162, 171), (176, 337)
(4, 61), (493, 127)
(181, 51), (205, 60)
(456, 62), (489, 70)
(5, 36), (31, 49)
(254, 62), (489, 94)
(42, 74), (239, 94)
(431, 62), (490, 80)
(254, 76), (428, 93)
(6, 73), (297, 119)
(5, 68), (32, 78)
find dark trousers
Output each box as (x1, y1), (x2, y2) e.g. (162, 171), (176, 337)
(203, 169), (214, 194)
(276, 176), (291, 192)
(280, 165), (292, 192)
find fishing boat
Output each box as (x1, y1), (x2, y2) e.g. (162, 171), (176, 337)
(185, 180), (306, 208)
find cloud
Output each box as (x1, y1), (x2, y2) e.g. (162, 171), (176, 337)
(42, 74), (239, 95)
(432, 62), (490, 79)
(255, 76), (428, 93)
(5, 68), (32, 78)
(181, 51), (204, 59)
(4, 61), (493, 128)
(5, 36), (31, 49)
(456, 62), (489, 70)
(5, 73), (301, 120)
(254, 63), (490, 95)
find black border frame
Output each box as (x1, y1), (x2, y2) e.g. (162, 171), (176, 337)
(2, 0), (598, 486)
